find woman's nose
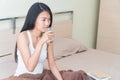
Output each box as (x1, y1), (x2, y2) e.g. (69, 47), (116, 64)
(45, 20), (50, 26)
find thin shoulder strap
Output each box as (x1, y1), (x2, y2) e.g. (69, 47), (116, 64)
(27, 30), (32, 44)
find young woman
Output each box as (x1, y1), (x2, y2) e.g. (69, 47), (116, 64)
(14, 2), (63, 80)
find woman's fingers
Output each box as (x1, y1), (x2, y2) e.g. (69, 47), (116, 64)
(46, 31), (54, 39)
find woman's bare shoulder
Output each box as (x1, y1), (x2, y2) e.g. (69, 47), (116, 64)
(17, 31), (29, 44)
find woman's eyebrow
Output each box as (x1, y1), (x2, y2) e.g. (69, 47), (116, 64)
(41, 17), (50, 19)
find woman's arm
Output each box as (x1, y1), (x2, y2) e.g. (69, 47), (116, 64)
(47, 43), (63, 80)
(17, 31), (48, 72)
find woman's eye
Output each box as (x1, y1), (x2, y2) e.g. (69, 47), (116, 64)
(41, 18), (50, 22)
(42, 19), (46, 21)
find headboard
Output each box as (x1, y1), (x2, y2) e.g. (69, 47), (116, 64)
(52, 11), (73, 38)
(52, 20), (72, 38)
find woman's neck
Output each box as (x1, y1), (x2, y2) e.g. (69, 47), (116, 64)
(30, 29), (42, 38)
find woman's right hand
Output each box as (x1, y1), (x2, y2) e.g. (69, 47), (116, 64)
(39, 31), (54, 44)
(39, 32), (49, 44)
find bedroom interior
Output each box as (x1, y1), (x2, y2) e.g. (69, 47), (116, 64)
(0, 0), (120, 80)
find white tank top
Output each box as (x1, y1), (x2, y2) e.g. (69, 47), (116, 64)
(14, 30), (47, 76)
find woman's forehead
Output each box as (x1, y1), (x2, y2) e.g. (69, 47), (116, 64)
(38, 11), (50, 19)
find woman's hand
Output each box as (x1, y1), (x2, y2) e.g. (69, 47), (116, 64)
(47, 30), (54, 43)
(40, 31), (54, 44)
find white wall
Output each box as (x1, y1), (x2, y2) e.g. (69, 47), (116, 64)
(0, 0), (100, 48)
(0, 0), (38, 18)
(72, 0), (100, 48)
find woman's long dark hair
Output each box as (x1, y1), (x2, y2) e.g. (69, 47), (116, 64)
(15, 2), (53, 62)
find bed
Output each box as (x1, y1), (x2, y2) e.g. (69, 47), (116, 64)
(43, 37), (120, 80)
(0, 11), (120, 80)
(1, 38), (120, 80)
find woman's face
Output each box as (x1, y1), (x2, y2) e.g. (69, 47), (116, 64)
(35, 11), (51, 32)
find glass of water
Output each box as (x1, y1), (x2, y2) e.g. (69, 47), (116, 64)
(47, 27), (54, 43)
